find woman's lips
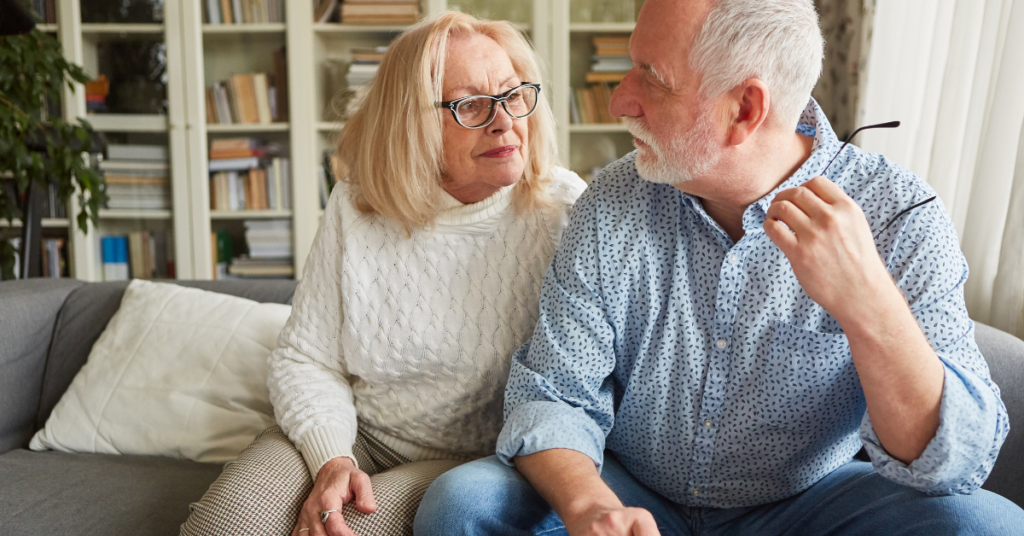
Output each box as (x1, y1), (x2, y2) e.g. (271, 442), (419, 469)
(481, 145), (517, 158)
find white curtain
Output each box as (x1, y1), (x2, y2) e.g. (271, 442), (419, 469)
(855, 0), (1024, 337)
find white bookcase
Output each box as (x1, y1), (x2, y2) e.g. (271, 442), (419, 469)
(45, 0), (639, 281)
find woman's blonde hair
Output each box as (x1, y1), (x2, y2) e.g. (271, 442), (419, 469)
(336, 11), (557, 233)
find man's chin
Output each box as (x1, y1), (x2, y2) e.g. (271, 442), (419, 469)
(635, 156), (689, 185)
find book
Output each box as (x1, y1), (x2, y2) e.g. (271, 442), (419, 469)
(585, 72), (628, 83)
(220, 0), (233, 23)
(209, 157), (261, 172)
(107, 145), (168, 162)
(253, 73), (273, 124)
(99, 160), (169, 172)
(272, 47), (289, 121)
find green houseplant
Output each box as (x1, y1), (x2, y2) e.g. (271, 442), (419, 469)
(0, 21), (107, 280)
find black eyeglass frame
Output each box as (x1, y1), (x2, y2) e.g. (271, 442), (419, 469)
(437, 82), (542, 129)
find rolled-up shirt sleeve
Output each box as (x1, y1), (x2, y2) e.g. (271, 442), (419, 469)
(861, 200), (1009, 494)
(496, 186), (618, 471)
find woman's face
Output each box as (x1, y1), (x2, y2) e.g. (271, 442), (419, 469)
(439, 33), (529, 204)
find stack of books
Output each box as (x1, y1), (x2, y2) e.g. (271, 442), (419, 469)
(206, 49), (288, 124)
(570, 36), (631, 124)
(206, 0), (285, 24)
(238, 220), (293, 277)
(101, 145), (172, 211)
(101, 232), (175, 281)
(339, 0), (420, 24)
(588, 36), (631, 83)
(346, 46), (387, 90)
(208, 138), (291, 212)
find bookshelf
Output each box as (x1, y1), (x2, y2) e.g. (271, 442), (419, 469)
(35, 0), (637, 282)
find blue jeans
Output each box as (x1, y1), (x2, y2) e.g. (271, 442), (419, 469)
(413, 454), (1024, 535)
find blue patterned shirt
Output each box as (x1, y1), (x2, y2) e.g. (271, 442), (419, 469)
(496, 99), (1009, 508)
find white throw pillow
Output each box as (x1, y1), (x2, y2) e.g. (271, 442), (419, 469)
(30, 279), (291, 463)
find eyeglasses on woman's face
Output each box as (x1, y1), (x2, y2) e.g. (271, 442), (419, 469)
(438, 83), (541, 129)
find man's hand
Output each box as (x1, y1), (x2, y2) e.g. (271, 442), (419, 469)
(763, 176), (895, 323)
(564, 506), (660, 536)
(292, 457), (377, 536)
(514, 449), (660, 536)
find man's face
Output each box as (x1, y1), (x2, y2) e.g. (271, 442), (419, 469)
(610, 0), (723, 185)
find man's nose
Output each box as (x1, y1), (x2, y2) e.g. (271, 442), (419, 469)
(609, 68), (643, 119)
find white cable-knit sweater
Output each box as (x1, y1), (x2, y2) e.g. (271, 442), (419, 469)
(267, 168), (586, 478)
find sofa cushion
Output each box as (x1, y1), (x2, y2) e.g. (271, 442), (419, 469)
(30, 280), (291, 463)
(0, 448), (222, 536)
(0, 279), (84, 455)
(37, 279), (298, 430)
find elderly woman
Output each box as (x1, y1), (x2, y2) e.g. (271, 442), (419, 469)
(267, 11), (585, 536)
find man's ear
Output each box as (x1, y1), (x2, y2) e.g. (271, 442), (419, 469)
(726, 79), (770, 146)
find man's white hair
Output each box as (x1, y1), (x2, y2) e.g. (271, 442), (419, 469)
(690, 0), (823, 127)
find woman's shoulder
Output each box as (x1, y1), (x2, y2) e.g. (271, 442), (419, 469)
(545, 167), (588, 208)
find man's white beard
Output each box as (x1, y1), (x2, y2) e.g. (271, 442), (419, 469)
(627, 102), (721, 185)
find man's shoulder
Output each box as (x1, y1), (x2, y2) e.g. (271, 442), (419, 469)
(838, 146), (944, 234)
(576, 151), (669, 211)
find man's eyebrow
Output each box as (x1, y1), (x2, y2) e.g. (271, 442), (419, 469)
(637, 62), (669, 86)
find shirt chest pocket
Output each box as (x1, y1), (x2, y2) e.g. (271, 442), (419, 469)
(755, 320), (863, 434)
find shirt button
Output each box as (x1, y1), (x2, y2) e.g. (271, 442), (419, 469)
(692, 487), (700, 496)
(716, 338), (728, 349)
(703, 419), (714, 429)
(728, 254), (739, 265)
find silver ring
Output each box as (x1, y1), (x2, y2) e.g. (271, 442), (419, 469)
(321, 510), (338, 524)
(298, 529), (310, 533)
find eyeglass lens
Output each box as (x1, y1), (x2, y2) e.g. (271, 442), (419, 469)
(455, 86), (539, 127)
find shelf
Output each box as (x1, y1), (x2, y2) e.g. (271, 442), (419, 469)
(569, 23), (636, 33)
(37, 24), (58, 32)
(570, 124), (630, 133)
(202, 23), (286, 34)
(86, 114), (168, 132)
(211, 210), (293, 220)
(99, 209), (172, 220)
(0, 218), (70, 228)
(80, 23), (165, 35)
(207, 122), (290, 133)
(313, 23), (409, 34)
(318, 122), (344, 132)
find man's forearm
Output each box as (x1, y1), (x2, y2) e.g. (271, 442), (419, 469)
(514, 449), (622, 526)
(842, 280), (944, 464)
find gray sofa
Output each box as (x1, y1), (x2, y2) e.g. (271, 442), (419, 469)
(1, 279), (1022, 535)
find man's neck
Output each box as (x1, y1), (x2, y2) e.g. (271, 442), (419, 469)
(679, 130), (815, 243)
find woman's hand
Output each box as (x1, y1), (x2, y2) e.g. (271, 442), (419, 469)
(292, 457), (377, 536)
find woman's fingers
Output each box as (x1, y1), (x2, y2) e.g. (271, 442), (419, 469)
(323, 508), (359, 536)
(349, 471), (378, 514)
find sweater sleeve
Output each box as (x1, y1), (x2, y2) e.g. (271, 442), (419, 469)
(267, 186), (359, 480)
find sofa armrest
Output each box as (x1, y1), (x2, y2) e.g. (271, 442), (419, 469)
(0, 279), (84, 454)
(976, 322), (1024, 507)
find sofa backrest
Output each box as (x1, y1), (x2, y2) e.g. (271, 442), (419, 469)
(0, 279), (85, 454)
(976, 322), (1024, 507)
(0, 279), (298, 456)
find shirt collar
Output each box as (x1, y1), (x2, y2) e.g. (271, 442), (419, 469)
(741, 98), (842, 232)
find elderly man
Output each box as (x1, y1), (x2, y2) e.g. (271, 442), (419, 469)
(414, 0), (1024, 534)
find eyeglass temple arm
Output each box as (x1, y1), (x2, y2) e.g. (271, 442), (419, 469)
(822, 120), (901, 175)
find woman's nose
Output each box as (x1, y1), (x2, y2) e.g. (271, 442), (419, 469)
(487, 101), (514, 133)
